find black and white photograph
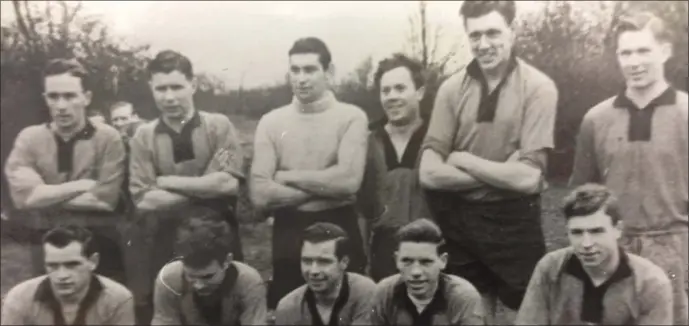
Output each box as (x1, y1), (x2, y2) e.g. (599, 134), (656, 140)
(0, 1), (687, 325)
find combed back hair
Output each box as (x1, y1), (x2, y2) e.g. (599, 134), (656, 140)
(148, 50), (194, 80)
(43, 58), (92, 92)
(42, 225), (96, 257)
(374, 53), (426, 90)
(289, 37), (332, 69)
(459, 0), (516, 26)
(175, 206), (233, 268)
(562, 183), (621, 224)
(611, 10), (671, 48)
(109, 101), (134, 113)
(396, 218), (445, 252)
(302, 222), (350, 260)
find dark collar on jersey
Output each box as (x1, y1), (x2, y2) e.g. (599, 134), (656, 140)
(154, 111), (202, 163)
(303, 273), (351, 326)
(565, 247), (633, 323)
(612, 87), (676, 142)
(34, 275), (103, 326)
(393, 273), (448, 323)
(47, 120), (96, 174)
(466, 55), (519, 123)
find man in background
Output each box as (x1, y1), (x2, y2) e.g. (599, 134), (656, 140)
(108, 101), (142, 139)
(250, 37), (369, 309)
(570, 10), (688, 325)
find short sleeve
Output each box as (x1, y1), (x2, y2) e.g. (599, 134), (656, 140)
(4, 128), (45, 209)
(128, 127), (158, 204)
(422, 78), (459, 159)
(569, 112), (601, 186)
(520, 79), (558, 154)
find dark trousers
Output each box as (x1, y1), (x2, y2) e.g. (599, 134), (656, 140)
(370, 227), (399, 282)
(31, 225), (126, 284)
(269, 205), (366, 309)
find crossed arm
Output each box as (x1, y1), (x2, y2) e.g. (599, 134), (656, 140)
(4, 128), (125, 212)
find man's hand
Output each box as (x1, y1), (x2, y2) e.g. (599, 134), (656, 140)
(207, 148), (231, 172)
(274, 171), (293, 185)
(156, 176), (173, 190)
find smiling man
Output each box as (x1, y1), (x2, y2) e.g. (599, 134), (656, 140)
(275, 223), (375, 325)
(4, 58), (127, 283)
(1, 225), (134, 325)
(151, 206), (267, 325)
(570, 11), (688, 325)
(516, 184), (673, 325)
(250, 37), (369, 309)
(418, 1), (558, 323)
(108, 101), (142, 138)
(127, 50), (246, 323)
(370, 219), (484, 325)
(366, 53), (431, 282)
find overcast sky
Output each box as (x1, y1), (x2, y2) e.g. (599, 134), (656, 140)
(1, 1), (544, 88)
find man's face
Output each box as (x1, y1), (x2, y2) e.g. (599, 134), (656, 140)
(44, 241), (97, 299)
(44, 73), (92, 130)
(183, 258), (229, 297)
(379, 67), (425, 126)
(465, 11), (514, 72)
(567, 209), (621, 268)
(301, 240), (348, 294)
(616, 28), (671, 91)
(149, 70), (196, 120)
(289, 53), (330, 104)
(110, 104), (137, 133)
(395, 242), (447, 300)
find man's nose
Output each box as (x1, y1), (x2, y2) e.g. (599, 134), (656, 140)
(477, 35), (491, 50)
(581, 233), (594, 248)
(409, 263), (423, 276)
(54, 266), (71, 279)
(162, 89), (177, 101)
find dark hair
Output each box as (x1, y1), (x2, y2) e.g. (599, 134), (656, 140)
(562, 183), (621, 224)
(374, 53), (425, 90)
(109, 101), (134, 113)
(148, 50), (194, 80)
(611, 10), (671, 49)
(396, 218), (445, 253)
(43, 58), (92, 92)
(288, 37), (332, 69)
(176, 206), (234, 268)
(302, 222), (350, 260)
(42, 225), (96, 257)
(459, 0), (516, 26)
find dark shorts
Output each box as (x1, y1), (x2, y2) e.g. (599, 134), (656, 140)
(428, 193), (546, 310)
(370, 227), (399, 282)
(269, 205), (366, 309)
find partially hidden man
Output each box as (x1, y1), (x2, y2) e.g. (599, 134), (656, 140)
(275, 223), (375, 325)
(365, 53), (431, 282)
(4, 58), (127, 284)
(151, 206), (267, 325)
(128, 50), (246, 322)
(250, 37), (369, 309)
(517, 184), (673, 325)
(570, 10), (688, 326)
(1, 226), (135, 325)
(419, 1), (558, 323)
(370, 219), (485, 325)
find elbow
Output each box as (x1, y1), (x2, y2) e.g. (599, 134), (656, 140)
(217, 177), (240, 196)
(339, 176), (361, 197)
(513, 173), (542, 194)
(419, 167), (440, 190)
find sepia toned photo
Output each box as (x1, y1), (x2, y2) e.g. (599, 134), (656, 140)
(0, 1), (687, 325)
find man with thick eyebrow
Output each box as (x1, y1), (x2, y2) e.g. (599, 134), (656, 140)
(250, 37), (369, 309)
(516, 184), (673, 325)
(128, 49), (245, 323)
(570, 10), (688, 326)
(275, 223), (375, 325)
(418, 1), (558, 323)
(4, 58), (127, 284)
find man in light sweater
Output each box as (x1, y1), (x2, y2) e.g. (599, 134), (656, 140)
(250, 37), (369, 309)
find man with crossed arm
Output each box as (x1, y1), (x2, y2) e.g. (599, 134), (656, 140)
(128, 50), (245, 323)
(4, 58), (127, 283)
(250, 37), (369, 309)
(419, 1), (558, 324)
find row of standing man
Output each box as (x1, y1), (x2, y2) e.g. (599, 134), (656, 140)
(1, 1), (687, 325)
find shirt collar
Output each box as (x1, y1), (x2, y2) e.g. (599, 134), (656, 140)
(393, 273), (448, 312)
(303, 273), (351, 326)
(292, 90), (337, 114)
(34, 274), (103, 305)
(564, 247), (633, 285)
(154, 110), (202, 135)
(612, 87), (676, 110)
(466, 54), (519, 83)
(47, 120), (97, 142)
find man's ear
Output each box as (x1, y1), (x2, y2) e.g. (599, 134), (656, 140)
(439, 252), (448, 270)
(415, 86), (426, 102)
(190, 77), (198, 94)
(84, 91), (93, 107)
(661, 41), (673, 63)
(614, 220), (624, 240)
(88, 252), (100, 272)
(326, 63), (336, 83)
(339, 256), (350, 270)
